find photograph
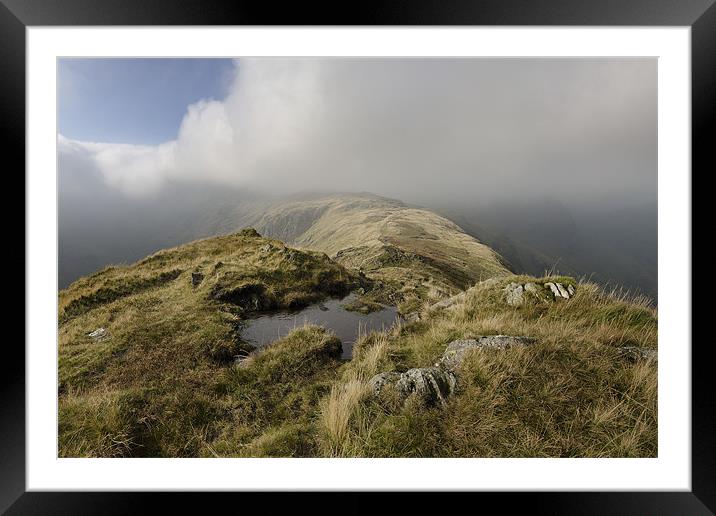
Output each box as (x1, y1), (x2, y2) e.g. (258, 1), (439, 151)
(57, 56), (659, 459)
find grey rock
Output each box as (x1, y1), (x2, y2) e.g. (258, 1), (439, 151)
(618, 346), (657, 363)
(369, 368), (456, 405)
(87, 328), (108, 341)
(259, 243), (273, 254)
(524, 282), (539, 294)
(395, 367), (457, 404)
(504, 282), (525, 306)
(556, 283), (570, 299)
(545, 282), (561, 298)
(368, 371), (402, 395)
(440, 335), (536, 369)
(446, 335), (536, 352)
(545, 282), (574, 299)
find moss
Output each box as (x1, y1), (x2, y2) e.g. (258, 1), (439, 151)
(60, 269), (182, 323)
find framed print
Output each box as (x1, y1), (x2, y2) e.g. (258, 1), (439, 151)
(5, 0), (712, 512)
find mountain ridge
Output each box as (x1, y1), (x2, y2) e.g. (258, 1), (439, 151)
(58, 193), (657, 459)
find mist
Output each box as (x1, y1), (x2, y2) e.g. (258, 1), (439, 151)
(59, 58), (657, 297)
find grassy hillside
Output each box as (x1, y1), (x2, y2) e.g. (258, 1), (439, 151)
(58, 229), (361, 456)
(250, 194), (510, 312)
(58, 198), (657, 458)
(328, 276), (657, 457)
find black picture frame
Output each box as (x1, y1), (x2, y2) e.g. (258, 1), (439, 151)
(4, 0), (711, 513)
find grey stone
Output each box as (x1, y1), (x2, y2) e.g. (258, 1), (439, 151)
(504, 282), (525, 306)
(395, 367), (457, 404)
(440, 335), (536, 369)
(368, 367), (456, 405)
(404, 312), (421, 323)
(368, 371), (402, 395)
(524, 282), (539, 294)
(87, 328), (108, 341)
(369, 334), (536, 405)
(546, 282), (572, 299)
(545, 282), (559, 298)
(567, 284), (575, 296)
(618, 346), (657, 363)
(555, 283), (570, 299)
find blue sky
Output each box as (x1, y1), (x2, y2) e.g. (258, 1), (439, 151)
(58, 58), (235, 145)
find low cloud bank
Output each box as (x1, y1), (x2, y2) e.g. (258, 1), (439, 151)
(59, 58), (656, 207)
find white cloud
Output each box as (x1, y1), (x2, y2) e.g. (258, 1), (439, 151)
(58, 58), (657, 205)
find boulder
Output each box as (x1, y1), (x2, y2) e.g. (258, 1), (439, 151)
(439, 335), (536, 369)
(556, 283), (569, 298)
(504, 282), (525, 306)
(524, 282), (539, 294)
(368, 371), (402, 395)
(404, 312), (421, 323)
(369, 368), (456, 405)
(396, 367), (457, 404)
(545, 282), (573, 300)
(369, 334), (536, 405)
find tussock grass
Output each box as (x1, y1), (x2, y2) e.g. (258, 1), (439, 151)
(58, 232), (355, 457)
(329, 274), (658, 458)
(59, 224), (657, 458)
(319, 378), (371, 457)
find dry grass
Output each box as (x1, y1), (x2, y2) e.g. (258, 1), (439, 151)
(58, 232), (355, 457)
(319, 378), (371, 456)
(59, 222), (657, 458)
(331, 274), (658, 458)
(252, 194), (510, 307)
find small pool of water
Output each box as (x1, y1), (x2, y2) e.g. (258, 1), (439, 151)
(241, 293), (400, 359)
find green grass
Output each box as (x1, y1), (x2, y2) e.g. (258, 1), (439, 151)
(58, 224), (657, 458)
(321, 275), (657, 457)
(58, 231), (358, 457)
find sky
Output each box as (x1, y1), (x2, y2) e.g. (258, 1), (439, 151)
(58, 57), (656, 206)
(57, 58), (658, 295)
(58, 58), (234, 145)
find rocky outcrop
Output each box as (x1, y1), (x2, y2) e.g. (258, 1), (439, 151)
(369, 334), (535, 405)
(368, 367), (457, 405)
(504, 280), (576, 306)
(504, 283), (525, 306)
(438, 335), (536, 369)
(545, 282), (574, 300)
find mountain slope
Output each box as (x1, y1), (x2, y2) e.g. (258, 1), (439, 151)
(58, 229), (362, 457)
(58, 195), (657, 459)
(248, 193), (510, 310)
